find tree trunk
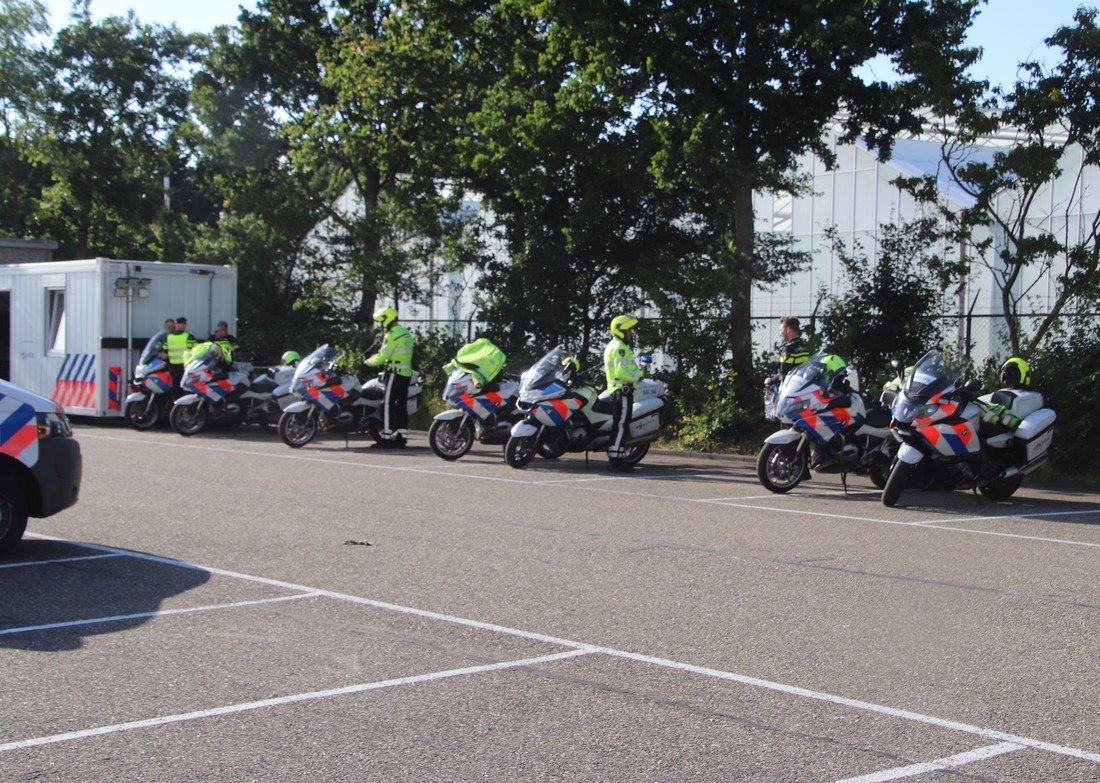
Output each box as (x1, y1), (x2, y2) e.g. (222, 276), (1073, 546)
(356, 168), (382, 326)
(729, 184), (756, 401)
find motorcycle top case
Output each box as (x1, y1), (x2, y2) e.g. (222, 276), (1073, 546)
(982, 389), (1045, 420)
(453, 339), (506, 385)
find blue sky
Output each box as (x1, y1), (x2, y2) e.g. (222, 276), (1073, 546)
(41, 0), (1097, 92)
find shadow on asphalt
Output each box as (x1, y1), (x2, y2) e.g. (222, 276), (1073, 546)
(0, 539), (209, 652)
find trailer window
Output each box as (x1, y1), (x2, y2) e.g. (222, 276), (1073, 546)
(47, 288), (65, 355)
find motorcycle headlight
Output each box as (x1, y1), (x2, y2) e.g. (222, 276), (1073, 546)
(778, 399), (810, 418)
(37, 411), (73, 438)
(894, 399), (938, 424)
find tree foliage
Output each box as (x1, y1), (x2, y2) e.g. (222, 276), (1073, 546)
(818, 220), (949, 389)
(33, 9), (206, 258)
(903, 8), (1100, 355)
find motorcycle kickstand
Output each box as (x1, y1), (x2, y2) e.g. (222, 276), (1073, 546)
(841, 468), (848, 495)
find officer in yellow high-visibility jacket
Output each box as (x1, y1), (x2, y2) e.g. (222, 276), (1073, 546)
(604, 314), (641, 471)
(764, 315), (810, 388)
(165, 316), (197, 397)
(366, 306), (414, 448)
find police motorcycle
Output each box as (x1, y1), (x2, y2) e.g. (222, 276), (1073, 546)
(428, 339), (520, 460)
(757, 352), (894, 493)
(278, 344), (422, 448)
(504, 347), (667, 469)
(881, 350), (1056, 507)
(124, 330), (175, 430)
(242, 360), (298, 434)
(169, 342), (252, 436)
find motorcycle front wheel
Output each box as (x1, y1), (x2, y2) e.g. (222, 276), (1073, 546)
(170, 402), (208, 436)
(882, 460), (914, 507)
(429, 417), (475, 461)
(505, 434), (539, 469)
(279, 410), (317, 448)
(756, 442), (806, 493)
(125, 398), (160, 430)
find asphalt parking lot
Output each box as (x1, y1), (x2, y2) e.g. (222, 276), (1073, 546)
(2, 422), (1099, 782)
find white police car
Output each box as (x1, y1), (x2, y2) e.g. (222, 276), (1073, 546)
(0, 379), (82, 557)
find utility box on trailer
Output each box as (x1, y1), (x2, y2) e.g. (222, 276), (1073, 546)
(0, 258), (237, 417)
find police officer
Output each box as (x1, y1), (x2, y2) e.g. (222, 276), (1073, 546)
(209, 321), (238, 363)
(981, 357), (1033, 430)
(366, 306), (414, 448)
(764, 315), (810, 388)
(165, 316), (197, 396)
(604, 314), (641, 472)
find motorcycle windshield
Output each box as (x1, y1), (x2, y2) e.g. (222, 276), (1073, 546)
(518, 347), (571, 396)
(181, 343), (225, 385)
(778, 352), (830, 398)
(902, 351), (955, 401)
(291, 345), (337, 392)
(442, 368), (470, 401)
(773, 352), (829, 419)
(138, 330), (169, 365)
(893, 351), (957, 423)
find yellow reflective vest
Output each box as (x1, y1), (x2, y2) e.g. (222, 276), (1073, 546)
(166, 331), (196, 365)
(366, 325), (414, 377)
(603, 337), (639, 393)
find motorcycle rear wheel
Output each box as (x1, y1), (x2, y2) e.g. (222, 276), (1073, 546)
(170, 402), (207, 436)
(882, 460), (914, 507)
(125, 399), (160, 430)
(505, 434), (539, 468)
(979, 475), (1023, 500)
(258, 405), (280, 434)
(757, 442), (806, 493)
(537, 431), (569, 459)
(429, 417), (475, 461)
(868, 458), (890, 490)
(279, 410), (317, 448)
(620, 443), (650, 466)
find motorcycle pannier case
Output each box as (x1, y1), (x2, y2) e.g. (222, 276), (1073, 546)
(454, 339), (506, 386)
(1014, 408), (1055, 468)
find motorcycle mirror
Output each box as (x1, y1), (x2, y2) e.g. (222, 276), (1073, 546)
(890, 358), (904, 381)
(964, 378), (982, 393)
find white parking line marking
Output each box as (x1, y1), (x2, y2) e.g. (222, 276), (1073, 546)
(25, 535), (1100, 765)
(0, 592), (319, 637)
(0, 553), (123, 570)
(0, 649), (594, 753)
(831, 741), (1025, 783)
(920, 508), (1100, 526)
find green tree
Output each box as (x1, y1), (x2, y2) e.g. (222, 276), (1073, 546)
(818, 220), (949, 389)
(0, 0), (49, 236)
(188, 22), (332, 361)
(233, 0), (481, 340)
(548, 0), (980, 401)
(33, 9), (205, 258)
(903, 8), (1100, 356)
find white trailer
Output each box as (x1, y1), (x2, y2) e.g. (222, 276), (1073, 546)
(0, 258), (237, 417)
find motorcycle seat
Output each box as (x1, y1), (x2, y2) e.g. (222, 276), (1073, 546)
(479, 381), (500, 393)
(989, 389), (1043, 419)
